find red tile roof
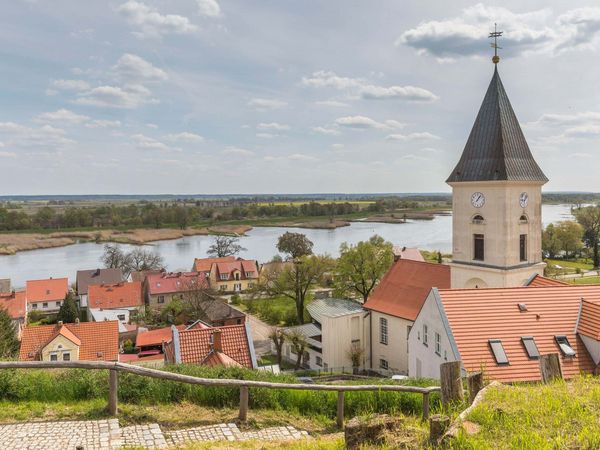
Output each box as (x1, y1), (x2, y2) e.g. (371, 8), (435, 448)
(364, 259), (450, 320)
(526, 274), (568, 287)
(19, 321), (119, 361)
(202, 350), (242, 367)
(438, 285), (598, 382)
(146, 272), (208, 295)
(193, 256), (236, 273)
(177, 325), (253, 368)
(136, 325), (186, 348)
(0, 290), (27, 319)
(88, 282), (143, 309)
(214, 260), (259, 280)
(578, 299), (600, 341)
(26, 278), (69, 303)
(392, 246), (425, 262)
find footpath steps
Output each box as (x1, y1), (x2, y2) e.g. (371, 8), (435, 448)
(0, 419), (310, 449)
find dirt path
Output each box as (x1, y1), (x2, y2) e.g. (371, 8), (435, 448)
(241, 310), (273, 357)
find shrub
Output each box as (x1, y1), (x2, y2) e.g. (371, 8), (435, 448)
(230, 294), (241, 305)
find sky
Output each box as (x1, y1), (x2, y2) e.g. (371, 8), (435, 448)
(2, 0), (600, 195)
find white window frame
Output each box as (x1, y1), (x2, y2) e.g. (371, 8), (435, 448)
(435, 332), (441, 355)
(379, 317), (388, 345)
(157, 295), (165, 304)
(63, 352), (71, 361)
(423, 324), (428, 347)
(379, 358), (389, 370)
(220, 285), (227, 291)
(220, 274), (229, 281)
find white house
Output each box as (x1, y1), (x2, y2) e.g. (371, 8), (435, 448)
(281, 298), (369, 371)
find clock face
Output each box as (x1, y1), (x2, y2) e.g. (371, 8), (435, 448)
(519, 192), (529, 208)
(471, 192), (485, 208)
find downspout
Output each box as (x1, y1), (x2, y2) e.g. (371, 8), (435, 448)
(369, 311), (373, 370)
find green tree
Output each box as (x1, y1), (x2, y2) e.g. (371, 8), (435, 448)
(277, 232), (314, 260)
(542, 223), (562, 259)
(335, 235), (394, 302)
(0, 307), (19, 358)
(57, 292), (79, 323)
(555, 221), (584, 259)
(575, 206), (600, 268)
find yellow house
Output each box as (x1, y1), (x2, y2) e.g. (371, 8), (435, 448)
(208, 259), (259, 293)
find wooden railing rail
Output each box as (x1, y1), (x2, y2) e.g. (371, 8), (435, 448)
(0, 361), (440, 427)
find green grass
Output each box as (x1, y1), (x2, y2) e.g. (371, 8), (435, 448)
(451, 376), (600, 449)
(241, 296), (313, 326)
(545, 258), (594, 270)
(569, 275), (600, 285)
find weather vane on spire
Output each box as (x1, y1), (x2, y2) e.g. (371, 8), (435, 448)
(489, 23), (503, 64)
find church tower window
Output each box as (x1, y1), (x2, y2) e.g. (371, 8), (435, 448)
(474, 234), (484, 261)
(472, 215), (484, 224)
(520, 235), (527, 261)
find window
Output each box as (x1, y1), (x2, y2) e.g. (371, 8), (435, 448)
(435, 332), (441, 355)
(316, 356), (323, 367)
(32, 304), (38, 310)
(50, 354), (58, 361)
(236, 319), (242, 324)
(245, 272), (255, 278)
(379, 359), (389, 370)
(55, 301), (61, 307)
(521, 336), (540, 359)
(472, 215), (484, 224)
(63, 353), (71, 361)
(519, 214), (528, 223)
(489, 339), (509, 365)
(156, 282), (161, 288)
(117, 314), (126, 321)
(423, 324), (428, 347)
(474, 234), (484, 261)
(379, 317), (388, 345)
(220, 285), (227, 291)
(407, 325), (412, 339)
(42, 302), (48, 308)
(234, 283), (242, 291)
(520, 234), (527, 261)
(220, 274), (229, 280)
(303, 351), (310, 365)
(248, 282), (254, 288)
(157, 295), (165, 304)
(234, 272), (240, 281)
(555, 335), (576, 357)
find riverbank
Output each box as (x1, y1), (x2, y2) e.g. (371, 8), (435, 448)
(0, 224), (252, 255)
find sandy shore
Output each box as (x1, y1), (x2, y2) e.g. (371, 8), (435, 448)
(0, 224), (252, 255)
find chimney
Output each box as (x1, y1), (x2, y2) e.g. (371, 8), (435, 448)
(57, 321), (63, 327)
(75, 318), (80, 325)
(94, 268), (100, 276)
(212, 329), (223, 352)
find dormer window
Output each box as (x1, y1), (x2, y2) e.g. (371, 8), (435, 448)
(245, 271), (255, 278)
(220, 274), (229, 281)
(472, 215), (484, 224)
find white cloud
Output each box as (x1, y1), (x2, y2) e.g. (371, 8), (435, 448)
(563, 124), (600, 138)
(34, 109), (90, 125)
(248, 98), (287, 111)
(529, 111), (600, 126)
(288, 153), (318, 162)
(302, 71), (438, 102)
(113, 53), (168, 82)
(257, 122), (290, 131)
(0, 122), (75, 148)
(312, 126), (340, 136)
(0, 151), (16, 158)
(85, 119), (122, 128)
(334, 116), (405, 130)
(223, 146), (255, 156)
(315, 100), (350, 107)
(117, 0), (198, 39)
(164, 132), (204, 143)
(256, 133), (277, 139)
(51, 79), (91, 91)
(196, 0), (221, 17)
(75, 84), (158, 109)
(385, 132), (440, 141)
(132, 133), (179, 151)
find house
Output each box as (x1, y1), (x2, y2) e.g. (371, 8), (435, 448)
(88, 282), (143, 322)
(135, 324), (187, 352)
(19, 320), (119, 362)
(408, 285), (600, 382)
(200, 298), (246, 326)
(0, 290), (27, 339)
(89, 308), (132, 332)
(26, 278), (69, 314)
(363, 259), (451, 375)
(76, 268), (123, 307)
(192, 256), (237, 277)
(145, 272), (209, 311)
(208, 259), (259, 293)
(281, 298), (368, 371)
(164, 323), (257, 368)
(392, 247), (425, 262)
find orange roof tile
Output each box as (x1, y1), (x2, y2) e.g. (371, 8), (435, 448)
(136, 325), (186, 348)
(578, 299), (600, 340)
(49, 325), (82, 347)
(364, 259), (450, 320)
(0, 290), (26, 319)
(202, 350), (242, 367)
(26, 278), (69, 303)
(214, 260), (259, 280)
(88, 282), (143, 309)
(177, 325), (253, 368)
(392, 246), (425, 262)
(146, 272), (208, 295)
(525, 274), (568, 287)
(19, 321), (119, 361)
(438, 285), (598, 382)
(193, 256), (236, 273)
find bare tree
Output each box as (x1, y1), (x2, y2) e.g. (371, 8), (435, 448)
(207, 235), (246, 257)
(126, 247), (164, 274)
(268, 327), (285, 366)
(346, 344), (365, 375)
(285, 329), (308, 370)
(180, 277), (218, 324)
(101, 244), (126, 269)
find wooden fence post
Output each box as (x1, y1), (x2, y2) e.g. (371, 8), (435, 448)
(440, 361), (463, 410)
(239, 386), (249, 421)
(429, 414), (450, 442)
(336, 391), (345, 428)
(108, 369), (118, 416)
(539, 353), (562, 383)
(467, 372), (483, 404)
(422, 392), (430, 421)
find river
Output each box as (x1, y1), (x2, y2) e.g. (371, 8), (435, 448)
(0, 204), (575, 288)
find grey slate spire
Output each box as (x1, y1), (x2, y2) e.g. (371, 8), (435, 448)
(446, 66), (548, 183)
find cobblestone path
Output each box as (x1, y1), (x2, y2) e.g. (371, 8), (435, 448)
(0, 419), (310, 449)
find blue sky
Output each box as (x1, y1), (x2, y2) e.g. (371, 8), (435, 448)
(2, 0), (600, 194)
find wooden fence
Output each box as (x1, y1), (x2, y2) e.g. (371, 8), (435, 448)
(0, 361), (440, 428)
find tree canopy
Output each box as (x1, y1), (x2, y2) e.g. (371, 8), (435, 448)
(277, 232), (314, 260)
(101, 244), (164, 277)
(57, 292), (79, 323)
(207, 235), (246, 258)
(0, 307), (19, 358)
(575, 206), (600, 268)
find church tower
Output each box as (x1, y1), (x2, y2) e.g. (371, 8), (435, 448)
(447, 34), (548, 289)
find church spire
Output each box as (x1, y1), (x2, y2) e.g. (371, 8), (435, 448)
(489, 23), (502, 65)
(446, 29), (547, 184)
